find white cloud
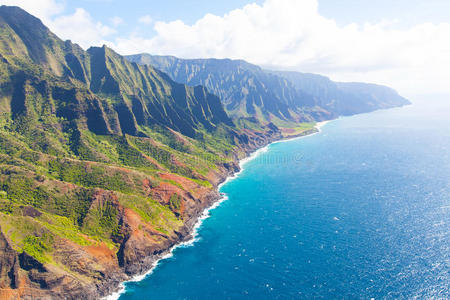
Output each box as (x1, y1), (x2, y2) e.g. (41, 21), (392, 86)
(0, 0), (116, 48)
(0, 0), (64, 22)
(109, 0), (450, 95)
(1, 0), (449, 95)
(138, 15), (153, 25)
(110, 16), (123, 27)
(48, 8), (116, 48)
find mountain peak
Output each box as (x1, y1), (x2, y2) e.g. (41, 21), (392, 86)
(0, 5), (68, 75)
(0, 5), (48, 32)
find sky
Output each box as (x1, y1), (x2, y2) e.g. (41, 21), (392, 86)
(1, 0), (450, 97)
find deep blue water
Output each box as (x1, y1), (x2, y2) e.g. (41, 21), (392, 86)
(119, 98), (450, 299)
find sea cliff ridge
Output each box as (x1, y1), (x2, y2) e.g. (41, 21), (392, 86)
(0, 5), (409, 299)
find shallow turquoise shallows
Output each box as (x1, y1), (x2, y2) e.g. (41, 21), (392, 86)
(119, 98), (449, 299)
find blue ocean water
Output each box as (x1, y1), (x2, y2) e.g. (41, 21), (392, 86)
(119, 98), (450, 299)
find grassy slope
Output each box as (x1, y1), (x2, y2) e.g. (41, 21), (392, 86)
(0, 6), (252, 290)
(0, 7), (312, 297)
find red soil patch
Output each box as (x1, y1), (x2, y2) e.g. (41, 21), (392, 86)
(85, 244), (116, 264)
(159, 173), (198, 190)
(281, 128), (296, 134)
(152, 182), (183, 205)
(123, 208), (142, 229)
(123, 208), (168, 240)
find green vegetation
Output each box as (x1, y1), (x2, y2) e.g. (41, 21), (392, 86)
(22, 234), (53, 263)
(118, 193), (182, 230)
(82, 200), (121, 240)
(0, 6), (246, 278)
(277, 122), (316, 138)
(169, 194), (181, 211)
(0, 6), (410, 297)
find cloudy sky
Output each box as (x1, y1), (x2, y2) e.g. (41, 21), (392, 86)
(1, 0), (450, 97)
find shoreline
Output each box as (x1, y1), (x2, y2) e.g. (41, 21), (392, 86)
(105, 120), (331, 300)
(273, 120), (331, 145)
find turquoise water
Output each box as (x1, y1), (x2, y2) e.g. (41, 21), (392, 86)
(119, 98), (450, 299)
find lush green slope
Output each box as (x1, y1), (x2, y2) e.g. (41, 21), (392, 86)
(126, 54), (324, 125)
(0, 7), (236, 137)
(0, 6), (282, 299)
(126, 54), (409, 123)
(0, 5), (409, 299)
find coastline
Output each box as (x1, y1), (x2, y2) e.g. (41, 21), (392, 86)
(273, 120), (331, 145)
(316, 120), (331, 131)
(105, 120), (331, 300)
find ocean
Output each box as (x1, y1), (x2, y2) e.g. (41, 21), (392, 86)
(117, 97), (449, 299)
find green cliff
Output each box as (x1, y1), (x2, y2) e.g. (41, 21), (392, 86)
(126, 54), (410, 124)
(0, 6), (280, 299)
(0, 5), (409, 300)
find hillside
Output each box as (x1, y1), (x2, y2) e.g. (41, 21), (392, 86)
(126, 54), (410, 123)
(0, 5), (410, 300)
(0, 6), (281, 299)
(126, 54), (325, 125)
(271, 70), (410, 116)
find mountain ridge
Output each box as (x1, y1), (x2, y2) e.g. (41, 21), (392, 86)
(270, 70), (410, 116)
(0, 6), (235, 138)
(0, 6), (282, 299)
(126, 53), (321, 124)
(126, 53), (410, 123)
(0, 5), (409, 300)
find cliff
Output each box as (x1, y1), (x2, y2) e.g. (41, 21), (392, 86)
(0, 6), (280, 299)
(126, 54), (410, 123)
(271, 70), (410, 116)
(0, 5), (409, 300)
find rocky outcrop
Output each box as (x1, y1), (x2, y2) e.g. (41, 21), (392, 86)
(0, 227), (19, 290)
(0, 224), (126, 299)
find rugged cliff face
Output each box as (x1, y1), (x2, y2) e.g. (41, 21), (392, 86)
(0, 6), (282, 299)
(0, 5), (409, 300)
(126, 54), (320, 123)
(126, 54), (410, 123)
(0, 228), (19, 291)
(0, 5), (234, 139)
